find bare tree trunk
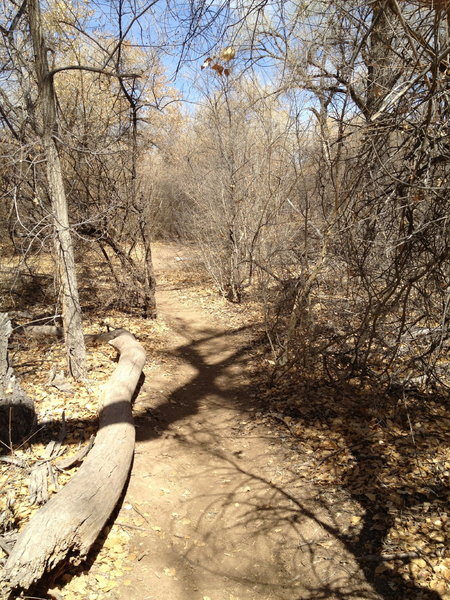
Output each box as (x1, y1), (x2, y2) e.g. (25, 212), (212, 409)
(139, 218), (157, 319)
(366, 0), (399, 118)
(0, 313), (35, 447)
(118, 58), (157, 318)
(27, 0), (86, 378)
(129, 100), (157, 319)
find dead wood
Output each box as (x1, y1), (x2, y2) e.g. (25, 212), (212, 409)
(3, 330), (145, 591)
(54, 435), (94, 470)
(0, 456), (28, 469)
(20, 325), (130, 345)
(0, 313), (35, 447)
(20, 325), (64, 339)
(357, 550), (443, 562)
(0, 533), (17, 557)
(28, 463), (48, 505)
(83, 328), (131, 344)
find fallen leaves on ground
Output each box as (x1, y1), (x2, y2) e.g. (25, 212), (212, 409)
(255, 376), (449, 598)
(0, 306), (172, 598)
(1, 245), (448, 599)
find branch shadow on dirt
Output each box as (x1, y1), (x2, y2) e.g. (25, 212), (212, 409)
(2, 315), (445, 600)
(132, 317), (444, 600)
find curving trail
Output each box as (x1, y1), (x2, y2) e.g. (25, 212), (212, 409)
(112, 245), (381, 600)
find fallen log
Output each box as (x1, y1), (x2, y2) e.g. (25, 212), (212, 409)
(3, 330), (146, 591)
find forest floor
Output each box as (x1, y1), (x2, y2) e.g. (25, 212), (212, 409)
(0, 242), (448, 600)
(103, 244), (380, 600)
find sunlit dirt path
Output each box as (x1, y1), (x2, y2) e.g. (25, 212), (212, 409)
(111, 246), (381, 600)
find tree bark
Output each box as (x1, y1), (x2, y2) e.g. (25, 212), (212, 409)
(3, 330), (145, 591)
(0, 313), (35, 448)
(27, 0), (86, 379)
(366, 1), (399, 118)
(138, 211), (157, 319)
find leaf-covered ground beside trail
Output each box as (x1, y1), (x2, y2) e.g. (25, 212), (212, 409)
(0, 306), (174, 599)
(0, 243), (449, 599)
(252, 373), (450, 598)
(0, 243), (255, 599)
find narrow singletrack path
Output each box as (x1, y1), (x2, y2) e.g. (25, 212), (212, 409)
(112, 247), (381, 600)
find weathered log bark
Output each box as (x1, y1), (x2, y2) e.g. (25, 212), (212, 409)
(3, 331), (145, 591)
(17, 325), (128, 343)
(0, 313), (35, 447)
(19, 325), (64, 339)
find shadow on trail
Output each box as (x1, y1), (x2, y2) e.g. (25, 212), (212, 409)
(131, 314), (443, 600)
(4, 310), (444, 600)
(135, 318), (257, 443)
(337, 389), (447, 600)
(253, 379), (446, 600)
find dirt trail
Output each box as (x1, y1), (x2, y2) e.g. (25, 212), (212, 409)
(112, 247), (381, 600)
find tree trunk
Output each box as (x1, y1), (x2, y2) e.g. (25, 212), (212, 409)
(366, 1), (399, 118)
(3, 330), (145, 591)
(0, 313), (35, 448)
(139, 213), (157, 318)
(27, 0), (86, 379)
(128, 96), (157, 319)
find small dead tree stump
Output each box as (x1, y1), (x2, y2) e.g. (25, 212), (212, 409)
(0, 313), (35, 448)
(3, 330), (146, 591)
